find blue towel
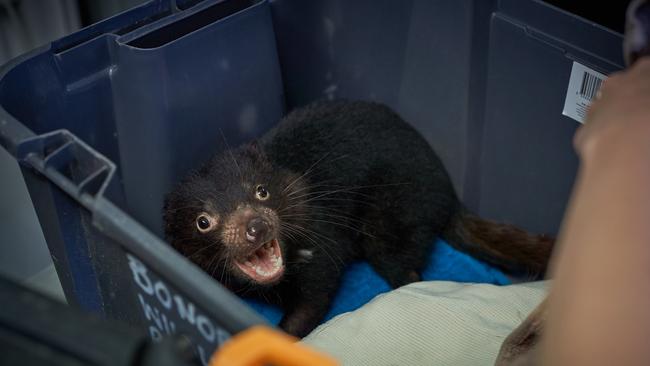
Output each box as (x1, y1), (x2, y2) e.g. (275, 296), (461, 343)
(244, 239), (511, 325)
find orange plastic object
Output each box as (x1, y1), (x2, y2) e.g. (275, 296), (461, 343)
(209, 326), (339, 366)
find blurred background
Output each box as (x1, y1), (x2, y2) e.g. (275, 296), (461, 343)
(0, 0), (634, 302)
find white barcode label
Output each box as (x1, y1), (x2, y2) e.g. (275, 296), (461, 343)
(563, 62), (607, 124)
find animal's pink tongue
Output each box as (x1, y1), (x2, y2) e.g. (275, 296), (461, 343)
(247, 245), (278, 272)
(235, 239), (284, 282)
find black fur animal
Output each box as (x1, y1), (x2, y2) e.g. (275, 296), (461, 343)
(163, 100), (553, 337)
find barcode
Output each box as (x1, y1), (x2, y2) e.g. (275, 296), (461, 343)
(578, 71), (603, 100)
(564, 62), (608, 123)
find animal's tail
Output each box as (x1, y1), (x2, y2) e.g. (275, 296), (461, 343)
(443, 210), (554, 278)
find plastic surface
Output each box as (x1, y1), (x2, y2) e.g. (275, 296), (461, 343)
(477, 0), (623, 234)
(270, 0), (624, 234)
(0, 0), (624, 359)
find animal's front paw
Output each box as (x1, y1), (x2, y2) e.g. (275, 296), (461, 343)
(278, 303), (327, 338)
(279, 315), (315, 338)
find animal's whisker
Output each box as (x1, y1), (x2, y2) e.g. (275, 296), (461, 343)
(285, 178), (347, 197)
(287, 181), (411, 199)
(277, 201), (355, 214)
(282, 225), (343, 272)
(219, 128), (243, 178)
(295, 204), (362, 215)
(186, 242), (221, 259)
(281, 211), (373, 228)
(280, 222), (346, 269)
(302, 196), (377, 207)
(287, 188), (375, 202)
(279, 228), (300, 244)
(283, 153), (352, 194)
(287, 218), (377, 239)
(282, 152), (333, 194)
(285, 196), (379, 210)
(164, 204), (207, 212)
(225, 257), (233, 288)
(282, 222), (340, 248)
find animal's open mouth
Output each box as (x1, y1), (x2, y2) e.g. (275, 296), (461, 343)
(234, 238), (284, 284)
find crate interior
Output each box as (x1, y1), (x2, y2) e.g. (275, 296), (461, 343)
(0, 0), (624, 240)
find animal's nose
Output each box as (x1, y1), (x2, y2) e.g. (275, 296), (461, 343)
(246, 217), (269, 244)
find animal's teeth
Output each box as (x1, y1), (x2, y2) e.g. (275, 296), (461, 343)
(270, 255), (283, 268)
(245, 261), (254, 267)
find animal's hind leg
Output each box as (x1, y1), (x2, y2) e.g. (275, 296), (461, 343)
(363, 225), (436, 289)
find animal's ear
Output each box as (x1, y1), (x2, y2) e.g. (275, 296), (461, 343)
(249, 139), (261, 151)
(244, 139), (264, 157)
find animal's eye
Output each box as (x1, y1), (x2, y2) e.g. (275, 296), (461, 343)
(196, 214), (216, 233)
(255, 185), (270, 201)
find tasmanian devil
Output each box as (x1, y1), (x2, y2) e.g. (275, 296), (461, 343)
(163, 100), (554, 337)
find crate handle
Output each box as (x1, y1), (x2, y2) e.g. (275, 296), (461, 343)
(209, 326), (339, 366)
(15, 129), (116, 209)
